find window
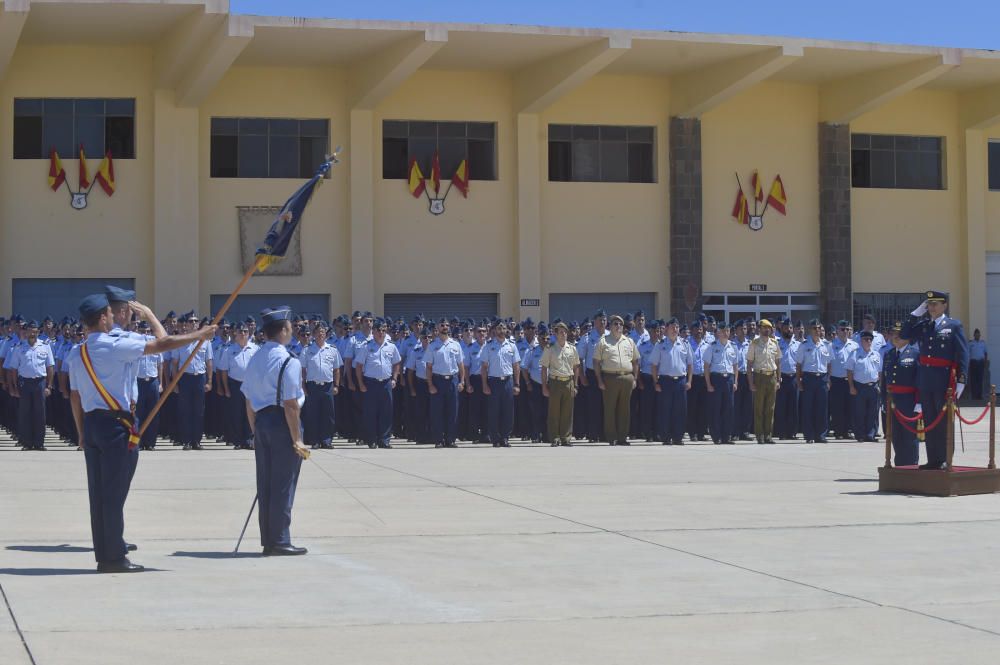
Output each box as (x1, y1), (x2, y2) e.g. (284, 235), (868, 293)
(210, 117), (329, 178)
(13, 98), (135, 159)
(851, 133), (944, 190)
(989, 140), (1000, 191)
(852, 293), (925, 331)
(381, 120), (497, 181)
(548, 124), (655, 183)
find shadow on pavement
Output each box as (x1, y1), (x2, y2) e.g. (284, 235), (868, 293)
(170, 551), (261, 559)
(834, 478), (878, 483)
(6, 544), (92, 553)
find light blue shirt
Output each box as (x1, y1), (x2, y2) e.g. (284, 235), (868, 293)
(688, 337), (711, 376)
(703, 340), (737, 374)
(652, 337), (693, 377)
(584, 330), (608, 370)
(853, 330), (887, 353)
(480, 338), (521, 378)
(2, 336), (22, 370)
(778, 337), (800, 374)
(847, 347), (882, 384)
(638, 339), (657, 375)
(136, 336), (162, 379)
(426, 337), (464, 376)
(794, 338), (832, 373)
(301, 342), (343, 383)
(525, 344), (545, 383)
(830, 337), (859, 378)
(463, 340), (482, 370)
(9, 340), (55, 378)
(218, 341), (258, 382)
(176, 340), (212, 375)
(241, 342), (304, 412)
(63, 344), (80, 379)
(970, 340), (988, 361)
(69, 332), (147, 412)
(406, 343), (430, 378)
(630, 328), (650, 345)
(354, 338), (401, 380)
(733, 337), (750, 372)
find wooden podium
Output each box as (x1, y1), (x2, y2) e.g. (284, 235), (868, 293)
(878, 386), (1000, 497)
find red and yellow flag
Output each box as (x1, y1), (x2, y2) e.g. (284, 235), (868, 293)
(766, 175), (787, 215)
(451, 159), (469, 198)
(95, 151), (115, 196)
(751, 170), (763, 203)
(407, 158), (426, 198)
(78, 144), (91, 190)
(430, 150), (441, 196)
(48, 148), (66, 191)
(731, 187), (750, 225)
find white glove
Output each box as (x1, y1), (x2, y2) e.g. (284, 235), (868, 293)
(913, 403), (922, 414)
(955, 383), (965, 400)
(911, 301), (928, 317)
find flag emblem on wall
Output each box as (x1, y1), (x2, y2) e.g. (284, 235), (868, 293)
(406, 152), (470, 215)
(47, 146), (116, 210)
(731, 170), (787, 231)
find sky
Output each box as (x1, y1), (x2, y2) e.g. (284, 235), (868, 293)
(232, 0), (1000, 50)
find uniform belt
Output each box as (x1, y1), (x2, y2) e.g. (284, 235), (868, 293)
(919, 356), (957, 369)
(709, 372), (732, 377)
(19, 376), (44, 382)
(806, 371), (826, 376)
(753, 370), (775, 376)
(659, 374), (684, 380)
(89, 408), (134, 422)
(257, 405), (283, 417)
(365, 377), (391, 384)
(602, 370), (632, 376)
(490, 376), (512, 381)
(888, 385), (917, 394)
(308, 380), (331, 386)
(548, 375), (573, 382)
(857, 381), (878, 387)
(433, 373), (455, 380)
(781, 373), (796, 378)
(184, 372), (206, 376)
(139, 377), (157, 382)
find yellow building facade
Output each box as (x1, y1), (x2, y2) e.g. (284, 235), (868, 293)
(2, 1), (1000, 359)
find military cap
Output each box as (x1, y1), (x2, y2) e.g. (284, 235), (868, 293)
(361, 311), (373, 319)
(523, 317), (535, 327)
(79, 294), (110, 316)
(860, 330), (875, 340)
(624, 313), (633, 322)
(837, 319), (851, 328)
(313, 320), (330, 330)
(25, 319), (39, 329)
(200, 317), (211, 326)
(513, 323), (522, 332)
(352, 310), (362, 318)
(11, 314), (23, 323)
(244, 316), (256, 324)
(104, 285), (136, 303)
(594, 309), (607, 318)
(569, 320), (580, 329)
(373, 317), (388, 328)
(165, 310), (177, 319)
(609, 314), (625, 325)
(689, 319), (702, 329)
(437, 317), (449, 325)
(137, 320), (150, 331)
(634, 309), (646, 318)
(537, 323), (549, 334)
(759, 319), (774, 328)
(862, 313), (876, 322)
(793, 320), (803, 328)
(925, 290), (948, 303)
(552, 321), (568, 332)
(0, 317), (6, 325)
(716, 320), (730, 329)
(809, 318), (822, 327)
(260, 306), (293, 324)
(706, 315), (716, 324)
(679, 324), (689, 333)
(892, 320), (904, 332)
(733, 319), (744, 327)
(42, 316), (52, 324)
(778, 316), (791, 326)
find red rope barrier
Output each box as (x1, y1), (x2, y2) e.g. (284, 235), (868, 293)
(892, 403), (948, 435)
(956, 402), (991, 426)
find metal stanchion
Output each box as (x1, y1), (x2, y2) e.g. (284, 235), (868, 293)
(989, 385), (996, 470)
(946, 387), (955, 470)
(884, 394), (894, 469)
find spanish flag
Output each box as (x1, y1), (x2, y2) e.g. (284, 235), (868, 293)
(731, 187), (749, 225)
(256, 158), (334, 271)
(451, 159), (469, 198)
(48, 148), (66, 191)
(751, 170), (763, 203)
(95, 151), (115, 196)
(766, 175), (787, 215)
(430, 150), (441, 196)
(407, 158), (426, 198)
(78, 144), (91, 190)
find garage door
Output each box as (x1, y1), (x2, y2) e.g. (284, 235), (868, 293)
(13, 277), (135, 322)
(210, 293), (330, 324)
(383, 293), (498, 322)
(548, 292), (656, 324)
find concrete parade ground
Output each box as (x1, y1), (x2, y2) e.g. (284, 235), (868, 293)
(2, 424), (1000, 664)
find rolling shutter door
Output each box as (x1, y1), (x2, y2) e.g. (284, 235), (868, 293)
(383, 293), (498, 322)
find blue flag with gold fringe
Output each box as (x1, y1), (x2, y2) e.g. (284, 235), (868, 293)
(256, 154), (337, 271)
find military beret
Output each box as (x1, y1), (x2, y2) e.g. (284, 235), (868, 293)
(25, 319), (39, 329)
(537, 324), (548, 334)
(925, 290), (948, 303)
(860, 330), (875, 340)
(634, 309), (646, 318)
(716, 320), (730, 329)
(666, 317), (681, 327)
(260, 306), (293, 324)
(352, 311), (362, 318)
(79, 294), (110, 316)
(594, 309), (607, 318)
(104, 285), (136, 303)
(837, 319), (850, 328)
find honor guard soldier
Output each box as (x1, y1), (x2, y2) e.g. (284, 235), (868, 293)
(573, 320), (589, 440)
(541, 321), (580, 446)
(426, 318), (465, 448)
(652, 317), (693, 445)
(794, 320), (832, 443)
(173, 312), (213, 450)
(134, 321), (163, 451)
(405, 330), (432, 444)
(218, 321), (259, 449)
(300, 320), (342, 450)
(242, 306), (310, 556)
(354, 318), (402, 449)
(7, 320), (55, 450)
(747, 319), (782, 444)
(829, 320), (859, 439)
(901, 291), (970, 470)
(686, 318), (711, 441)
(480, 320), (521, 447)
(634, 320), (660, 441)
(582, 311), (608, 442)
(732, 320), (754, 440)
(521, 324), (549, 443)
(515, 319), (537, 439)
(774, 317), (801, 440)
(847, 330), (883, 442)
(703, 321), (738, 444)
(884, 321), (921, 466)
(463, 321), (488, 442)
(70, 293), (215, 572)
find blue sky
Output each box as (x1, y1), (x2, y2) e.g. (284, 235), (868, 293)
(232, 0), (1000, 50)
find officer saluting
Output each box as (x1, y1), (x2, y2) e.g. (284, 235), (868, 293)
(69, 293), (215, 573)
(241, 306), (310, 556)
(901, 290), (970, 470)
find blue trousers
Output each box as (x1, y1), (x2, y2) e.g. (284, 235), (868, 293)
(226, 379), (252, 446)
(888, 390), (919, 466)
(775, 374), (799, 438)
(687, 375), (708, 439)
(487, 376), (514, 445)
(253, 407), (302, 548)
(429, 374), (459, 445)
(707, 373), (734, 443)
(800, 373), (829, 441)
(657, 375), (688, 443)
(735, 373), (753, 436)
(526, 380), (547, 440)
(17, 377), (46, 448)
(409, 378), (430, 443)
(919, 367), (952, 465)
(84, 411), (137, 563)
(303, 381), (336, 445)
(636, 373), (656, 439)
(177, 373), (206, 445)
(466, 375), (487, 441)
(853, 382), (879, 441)
(136, 378), (160, 448)
(829, 376), (851, 437)
(363, 377), (394, 446)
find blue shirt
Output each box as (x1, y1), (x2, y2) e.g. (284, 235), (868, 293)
(136, 336), (162, 379)
(525, 344), (545, 383)
(480, 338), (521, 378)
(354, 338), (401, 380)
(847, 347), (882, 384)
(584, 329), (608, 370)
(794, 338), (832, 373)
(630, 328), (650, 345)
(688, 337), (711, 376)
(703, 340), (737, 374)
(969, 340), (988, 361)
(69, 332), (147, 412)
(176, 340), (213, 375)
(853, 330), (887, 353)
(63, 344), (80, 379)
(301, 342), (343, 383)
(778, 337), (800, 374)
(637, 339), (657, 375)
(218, 341), (258, 382)
(733, 337), (750, 372)
(241, 342), (304, 412)
(463, 340), (482, 371)
(8, 340), (55, 378)
(652, 337), (692, 377)
(830, 337), (859, 378)
(406, 343), (430, 378)
(426, 337), (464, 376)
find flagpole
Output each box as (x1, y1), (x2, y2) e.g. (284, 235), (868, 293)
(136, 254), (265, 437)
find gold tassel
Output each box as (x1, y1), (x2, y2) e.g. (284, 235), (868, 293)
(917, 415), (925, 442)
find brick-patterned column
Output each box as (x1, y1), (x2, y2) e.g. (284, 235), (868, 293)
(669, 117), (703, 321)
(818, 123), (852, 324)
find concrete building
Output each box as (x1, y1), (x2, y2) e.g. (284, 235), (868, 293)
(2, 1), (1000, 368)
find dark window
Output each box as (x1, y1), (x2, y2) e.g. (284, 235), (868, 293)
(209, 117), (330, 178)
(853, 293), (925, 332)
(13, 98), (136, 159)
(547, 124), (656, 183)
(380, 120), (497, 181)
(989, 141), (1000, 191)
(851, 133), (944, 190)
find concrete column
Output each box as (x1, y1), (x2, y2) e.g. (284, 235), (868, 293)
(668, 117), (702, 321)
(964, 128), (987, 330)
(152, 89), (199, 314)
(818, 122), (852, 324)
(349, 109), (376, 311)
(517, 113), (542, 321)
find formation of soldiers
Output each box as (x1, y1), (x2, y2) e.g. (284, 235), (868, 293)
(0, 293), (970, 469)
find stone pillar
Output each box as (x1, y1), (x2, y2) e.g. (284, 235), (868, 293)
(349, 109), (375, 311)
(818, 123), (852, 324)
(516, 113), (542, 322)
(669, 117), (702, 321)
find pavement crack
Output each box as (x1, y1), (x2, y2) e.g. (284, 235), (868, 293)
(0, 581), (37, 665)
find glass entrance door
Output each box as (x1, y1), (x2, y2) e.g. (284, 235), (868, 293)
(701, 293), (819, 325)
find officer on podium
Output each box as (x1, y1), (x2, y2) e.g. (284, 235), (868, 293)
(901, 291), (969, 470)
(884, 320), (920, 466)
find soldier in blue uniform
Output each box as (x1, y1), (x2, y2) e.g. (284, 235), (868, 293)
(241, 306), (309, 556)
(901, 291), (969, 470)
(426, 318), (466, 448)
(794, 319), (832, 443)
(847, 330), (883, 442)
(300, 320), (342, 450)
(829, 320), (858, 439)
(652, 317), (693, 445)
(134, 321), (163, 451)
(703, 321), (738, 444)
(686, 319), (711, 441)
(522, 324), (548, 443)
(481, 320), (521, 447)
(354, 318), (402, 449)
(884, 321), (921, 466)
(218, 321), (259, 449)
(774, 317), (801, 440)
(7, 320), (55, 450)
(634, 320), (660, 441)
(732, 320), (753, 440)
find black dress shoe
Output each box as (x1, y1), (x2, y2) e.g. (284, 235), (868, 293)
(919, 462), (949, 471)
(817, 438), (828, 443)
(97, 557), (144, 573)
(618, 440), (630, 446)
(126, 542), (137, 552)
(265, 544), (307, 556)
(182, 444), (191, 450)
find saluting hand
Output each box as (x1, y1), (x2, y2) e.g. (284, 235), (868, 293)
(128, 301), (155, 321)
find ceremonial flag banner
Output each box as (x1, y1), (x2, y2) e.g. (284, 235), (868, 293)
(451, 159), (469, 197)
(408, 158), (426, 198)
(431, 151), (442, 196)
(78, 144), (91, 190)
(95, 152), (115, 196)
(732, 187), (749, 225)
(256, 158), (333, 271)
(751, 170), (763, 203)
(48, 148), (66, 191)
(767, 175), (787, 215)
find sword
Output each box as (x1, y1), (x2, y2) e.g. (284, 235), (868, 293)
(233, 494), (258, 556)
